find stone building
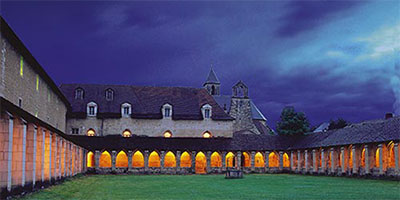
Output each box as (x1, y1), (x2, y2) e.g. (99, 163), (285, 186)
(0, 16), (399, 199)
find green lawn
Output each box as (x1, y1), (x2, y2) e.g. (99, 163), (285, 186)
(18, 174), (400, 200)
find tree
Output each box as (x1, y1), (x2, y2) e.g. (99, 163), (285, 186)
(276, 106), (310, 136)
(328, 118), (349, 130)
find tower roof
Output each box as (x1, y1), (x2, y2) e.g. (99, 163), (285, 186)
(204, 68), (220, 85)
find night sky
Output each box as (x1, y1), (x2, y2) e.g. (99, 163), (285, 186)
(1, 1), (399, 129)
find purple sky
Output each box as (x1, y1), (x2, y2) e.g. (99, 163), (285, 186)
(1, 1), (399, 129)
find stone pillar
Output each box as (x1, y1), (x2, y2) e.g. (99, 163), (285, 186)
(206, 151), (211, 172)
(290, 151), (294, 171)
(160, 151), (165, 172)
(265, 151), (270, 171)
(176, 151), (181, 172)
(365, 145), (370, 174)
(304, 150), (308, 172)
(341, 147), (345, 174)
(321, 149), (325, 172)
(83, 149), (87, 173)
(221, 151), (226, 171)
(32, 126), (37, 187)
(251, 151), (255, 171)
(236, 151), (241, 169)
(58, 140), (62, 178)
(21, 121), (27, 186)
(95, 150), (100, 171)
(7, 114), (13, 192)
(330, 148), (335, 174)
(378, 144), (383, 174)
(279, 151), (283, 171)
(352, 146), (357, 174)
(191, 151), (196, 173)
(111, 150), (117, 171)
(297, 150), (301, 172)
(312, 149), (317, 173)
(49, 133), (52, 181)
(128, 150), (133, 171)
(394, 143), (399, 175)
(144, 150), (149, 171)
(54, 135), (58, 179)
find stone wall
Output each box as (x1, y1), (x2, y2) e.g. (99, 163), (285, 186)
(229, 97), (259, 134)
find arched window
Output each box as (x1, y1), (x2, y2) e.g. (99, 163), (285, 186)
(87, 129), (95, 136)
(87, 151), (95, 168)
(122, 129), (131, 137)
(211, 152), (222, 167)
(202, 131), (212, 138)
(195, 152), (207, 174)
(132, 151), (144, 167)
(105, 88), (114, 101)
(87, 102), (98, 116)
(361, 148), (366, 167)
(242, 152), (250, 167)
(388, 142), (395, 167)
(162, 103), (172, 118)
(164, 131), (172, 138)
(148, 151), (160, 167)
(116, 151), (128, 168)
(75, 88), (84, 99)
(201, 104), (212, 119)
(269, 152), (279, 167)
(226, 152), (235, 167)
(121, 103), (131, 117)
(164, 151), (176, 167)
(349, 148), (353, 169)
(99, 151), (111, 168)
(180, 151), (191, 168)
(283, 153), (290, 167)
(375, 149), (380, 167)
(255, 152), (264, 167)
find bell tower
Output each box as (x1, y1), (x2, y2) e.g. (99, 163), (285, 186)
(203, 68), (220, 96)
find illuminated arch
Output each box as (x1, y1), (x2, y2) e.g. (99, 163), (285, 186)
(211, 152), (222, 167)
(375, 148), (380, 167)
(269, 152), (278, 167)
(87, 129), (95, 136)
(327, 151), (332, 168)
(122, 130), (131, 137)
(116, 151), (128, 168)
(132, 151), (144, 167)
(195, 152), (207, 174)
(202, 131), (212, 138)
(242, 152), (250, 167)
(164, 131), (172, 138)
(361, 148), (366, 167)
(149, 151), (160, 167)
(87, 151), (95, 168)
(164, 151), (176, 167)
(180, 151), (191, 167)
(255, 152), (264, 167)
(283, 153), (290, 167)
(348, 147), (353, 168)
(99, 151), (111, 168)
(388, 142), (395, 167)
(225, 152), (235, 168)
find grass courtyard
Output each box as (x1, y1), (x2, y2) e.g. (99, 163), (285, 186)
(18, 174), (400, 200)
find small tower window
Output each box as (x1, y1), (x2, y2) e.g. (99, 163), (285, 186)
(122, 129), (131, 137)
(121, 103), (132, 117)
(87, 129), (95, 136)
(105, 88), (114, 101)
(201, 104), (212, 119)
(75, 88), (84, 99)
(203, 131), (212, 138)
(87, 102), (98, 116)
(162, 104), (172, 119)
(20, 55), (23, 77)
(164, 131), (172, 138)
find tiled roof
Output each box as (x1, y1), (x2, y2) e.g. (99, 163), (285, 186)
(59, 84), (233, 121)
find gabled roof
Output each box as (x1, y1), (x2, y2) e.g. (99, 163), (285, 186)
(60, 84), (233, 121)
(212, 95), (267, 121)
(204, 68), (220, 85)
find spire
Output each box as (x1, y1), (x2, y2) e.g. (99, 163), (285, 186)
(204, 68), (220, 85)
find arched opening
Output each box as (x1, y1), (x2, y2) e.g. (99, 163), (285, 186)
(283, 153), (290, 167)
(211, 152), (222, 167)
(361, 148), (366, 167)
(180, 151), (191, 167)
(203, 131), (212, 138)
(269, 152), (278, 167)
(149, 151), (160, 167)
(195, 152), (207, 174)
(164, 131), (172, 138)
(225, 152), (235, 168)
(132, 151), (144, 167)
(339, 151), (343, 167)
(255, 152), (264, 167)
(375, 149), (380, 167)
(99, 151), (111, 168)
(327, 152), (332, 168)
(116, 151), (128, 168)
(87, 151), (95, 168)
(122, 130), (131, 137)
(211, 85), (215, 95)
(87, 129), (95, 136)
(164, 151), (176, 167)
(242, 152), (250, 167)
(349, 150), (353, 168)
(388, 142), (395, 168)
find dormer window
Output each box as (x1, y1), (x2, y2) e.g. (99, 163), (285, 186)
(87, 129), (95, 136)
(203, 131), (212, 138)
(121, 103), (132, 117)
(122, 129), (131, 137)
(87, 102), (98, 116)
(164, 131), (172, 138)
(162, 103), (172, 119)
(105, 88), (114, 101)
(75, 88), (84, 100)
(201, 104), (212, 119)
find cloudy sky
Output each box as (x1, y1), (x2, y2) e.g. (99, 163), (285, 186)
(2, 1), (399, 129)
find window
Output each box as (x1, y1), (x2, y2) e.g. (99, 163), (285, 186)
(164, 131), (172, 138)
(36, 75), (39, 91)
(201, 104), (212, 119)
(122, 130), (131, 137)
(203, 131), (212, 138)
(162, 104), (172, 119)
(121, 103), (131, 117)
(204, 109), (210, 118)
(165, 107), (171, 117)
(18, 98), (22, 108)
(105, 88), (114, 101)
(87, 129), (95, 136)
(20, 55), (23, 77)
(71, 128), (79, 135)
(87, 102), (98, 116)
(75, 88), (84, 99)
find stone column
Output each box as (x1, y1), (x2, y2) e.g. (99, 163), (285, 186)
(330, 148), (335, 174)
(111, 150), (117, 171)
(265, 151), (270, 171)
(279, 151), (283, 171)
(144, 150), (149, 171)
(297, 150), (301, 172)
(191, 151), (196, 173)
(176, 151), (181, 172)
(54, 135), (58, 179)
(352, 146), (357, 174)
(312, 149), (317, 173)
(290, 151), (294, 171)
(7, 114), (13, 192)
(221, 151), (226, 171)
(21, 121), (27, 187)
(206, 151), (211, 172)
(341, 147), (345, 174)
(365, 145), (370, 174)
(251, 151), (255, 171)
(49, 133), (52, 181)
(32, 126), (37, 187)
(378, 144), (383, 175)
(304, 150), (308, 173)
(128, 150), (133, 171)
(394, 143), (399, 175)
(95, 150), (100, 171)
(160, 151), (165, 172)
(83, 149), (87, 173)
(321, 149), (325, 172)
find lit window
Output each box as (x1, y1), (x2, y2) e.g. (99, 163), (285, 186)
(162, 104), (172, 119)
(203, 131), (212, 138)
(201, 104), (212, 119)
(164, 131), (172, 138)
(36, 75), (39, 91)
(75, 88), (84, 100)
(105, 88), (114, 101)
(121, 103), (131, 117)
(122, 130), (131, 137)
(87, 102), (97, 116)
(87, 129), (95, 136)
(20, 55), (23, 77)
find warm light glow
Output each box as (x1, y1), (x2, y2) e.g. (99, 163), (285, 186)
(361, 148), (366, 167)
(164, 151), (176, 167)
(164, 131), (172, 138)
(269, 152), (279, 167)
(20, 55), (23, 77)
(36, 75), (39, 91)
(375, 149), (380, 167)
(226, 152), (235, 167)
(283, 153), (290, 167)
(122, 130), (131, 137)
(349, 150), (353, 168)
(180, 151), (191, 167)
(339, 152), (343, 167)
(327, 152), (331, 168)
(202, 131), (212, 138)
(87, 129), (95, 136)
(116, 151), (128, 168)
(99, 151), (111, 168)
(389, 141), (395, 167)
(195, 152), (207, 174)
(211, 152), (222, 167)
(149, 151), (160, 167)
(242, 152), (250, 167)
(255, 152), (264, 167)
(132, 151), (144, 167)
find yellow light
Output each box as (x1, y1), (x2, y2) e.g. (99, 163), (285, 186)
(180, 151), (191, 167)
(164, 151), (176, 167)
(20, 56), (23, 77)
(123, 130), (131, 137)
(164, 131), (172, 138)
(36, 75), (39, 91)
(87, 152), (94, 167)
(203, 132), (211, 138)
(132, 151), (144, 167)
(87, 129), (95, 136)
(99, 151), (111, 168)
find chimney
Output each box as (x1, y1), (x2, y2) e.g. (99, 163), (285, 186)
(385, 113), (393, 119)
